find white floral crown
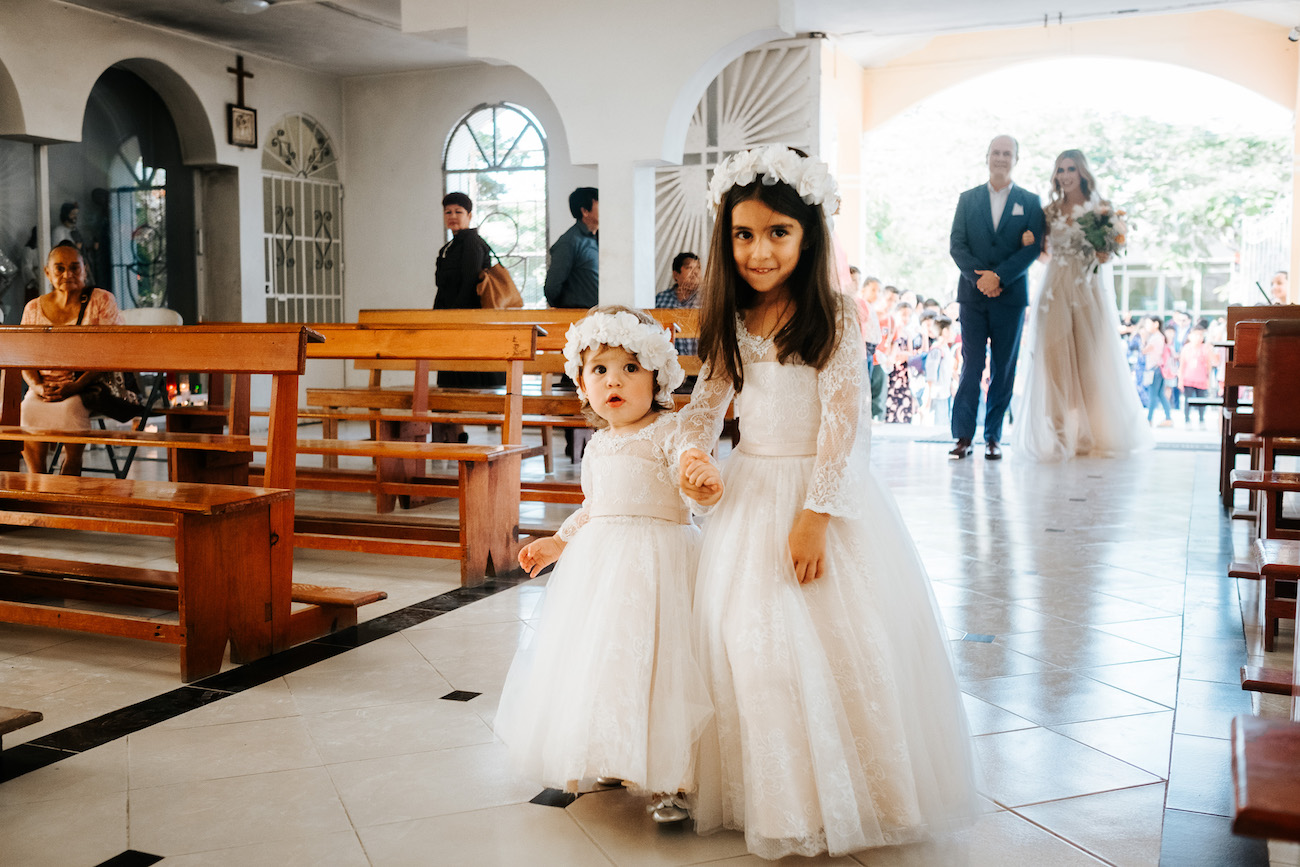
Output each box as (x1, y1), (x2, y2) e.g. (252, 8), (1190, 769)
(563, 310), (685, 408)
(707, 144), (840, 215)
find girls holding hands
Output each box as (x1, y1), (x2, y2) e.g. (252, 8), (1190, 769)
(679, 145), (978, 859)
(495, 306), (721, 823)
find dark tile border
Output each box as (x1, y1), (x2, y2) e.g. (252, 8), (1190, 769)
(94, 851), (164, 867)
(0, 571), (528, 782)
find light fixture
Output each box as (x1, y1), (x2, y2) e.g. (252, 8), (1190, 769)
(221, 0), (271, 14)
(1289, 25), (1300, 42)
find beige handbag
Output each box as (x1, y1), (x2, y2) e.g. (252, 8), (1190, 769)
(477, 246), (523, 309)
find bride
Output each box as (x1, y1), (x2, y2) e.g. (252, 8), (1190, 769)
(1012, 150), (1153, 462)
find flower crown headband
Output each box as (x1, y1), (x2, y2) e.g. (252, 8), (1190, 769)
(563, 311), (685, 408)
(707, 144), (840, 216)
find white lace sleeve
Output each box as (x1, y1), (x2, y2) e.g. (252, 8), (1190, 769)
(556, 453), (592, 541)
(674, 360), (735, 462)
(805, 308), (869, 518)
(556, 503), (590, 541)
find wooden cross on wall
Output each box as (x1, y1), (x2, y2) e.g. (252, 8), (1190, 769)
(225, 55), (258, 148)
(227, 55), (254, 107)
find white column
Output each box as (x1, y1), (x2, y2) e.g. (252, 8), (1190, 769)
(597, 160), (657, 308)
(33, 143), (50, 293)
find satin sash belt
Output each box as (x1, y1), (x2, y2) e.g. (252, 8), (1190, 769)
(588, 503), (691, 524)
(739, 440), (819, 457)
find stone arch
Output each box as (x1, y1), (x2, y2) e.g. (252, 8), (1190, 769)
(107, 58), (217, 165)
(0, 56), (25, 138)
(863, 11), (1293, 131)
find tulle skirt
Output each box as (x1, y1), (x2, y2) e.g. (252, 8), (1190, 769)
(1013, 261), (1153, 461)
(691, 450), (979, 859)
(495, 517), (712, 795)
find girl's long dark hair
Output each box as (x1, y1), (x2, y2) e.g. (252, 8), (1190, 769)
(698, 170), (841, 392)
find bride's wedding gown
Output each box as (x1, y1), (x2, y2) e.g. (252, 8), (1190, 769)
(1012, 208), (1153, 461)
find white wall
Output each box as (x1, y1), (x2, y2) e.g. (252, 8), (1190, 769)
(340, 63), (594, 315)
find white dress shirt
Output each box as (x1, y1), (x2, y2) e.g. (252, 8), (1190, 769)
(988, 182), (1012, 232)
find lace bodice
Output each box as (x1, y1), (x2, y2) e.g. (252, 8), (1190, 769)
(678, 303), (869, 518)
(556, 413), (695, 540)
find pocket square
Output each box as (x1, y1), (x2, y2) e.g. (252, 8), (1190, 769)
(1012, 203), (1025, 216)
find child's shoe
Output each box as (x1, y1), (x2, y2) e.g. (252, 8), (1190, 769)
(648, 793), (689, 823)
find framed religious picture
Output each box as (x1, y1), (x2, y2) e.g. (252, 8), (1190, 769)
(227, 104), (257, 148)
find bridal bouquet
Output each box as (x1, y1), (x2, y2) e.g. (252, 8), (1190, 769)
(1076, 203), (1128, 260)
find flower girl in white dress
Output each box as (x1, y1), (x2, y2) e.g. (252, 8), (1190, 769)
(677, 145), (979, 859)
(495, 306), (721, 823)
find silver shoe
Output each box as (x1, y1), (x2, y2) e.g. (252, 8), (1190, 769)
(595, 776), (623, 788)
(648, 793), (690, 823)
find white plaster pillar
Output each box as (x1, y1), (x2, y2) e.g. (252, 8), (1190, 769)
(597, 160), (656, 307)
(33, 143), (49, 292)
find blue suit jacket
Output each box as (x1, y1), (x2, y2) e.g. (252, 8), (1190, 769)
(950, 183), (1045, 310)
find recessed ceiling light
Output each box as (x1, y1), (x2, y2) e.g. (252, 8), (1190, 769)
(221, 0), (271, 14)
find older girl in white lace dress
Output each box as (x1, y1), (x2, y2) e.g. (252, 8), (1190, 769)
(677, 146), (979, 859)
(494, 306), (720, 822)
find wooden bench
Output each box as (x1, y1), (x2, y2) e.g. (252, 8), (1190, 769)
(1232, 714), (1300, 843)
(348, 308), (704, 470)
(1220, 306), (1300, 509)
(0, 325), (385, 678)
(0, 472), (290, 681)
(252, 323), (542, 583)
(0, 706), (43, 758)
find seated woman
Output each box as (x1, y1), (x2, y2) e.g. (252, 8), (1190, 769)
(20, 241), (125, 475)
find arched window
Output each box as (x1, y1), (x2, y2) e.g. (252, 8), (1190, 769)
(262, 113), (343, 322)
(443, 103), (547, 306)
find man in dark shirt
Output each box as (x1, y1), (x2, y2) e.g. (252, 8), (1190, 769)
(544, 187), (599, 308)
(654, 251), (701, 356)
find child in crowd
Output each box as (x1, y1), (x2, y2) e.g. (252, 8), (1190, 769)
(885, 301), (916, 423)
(495, 306), (721, 823)
(677, 144), (977, 860)
(923, 316), (956, 429)
(1179, 325), (1215, 425)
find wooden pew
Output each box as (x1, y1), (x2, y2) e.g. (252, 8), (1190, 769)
(1232, 320), (1300, 655)
(322, 308), (703, 471)
(1221, 306), (1300, 509)
(0, 706), (43, 759)
(1232, 714), (1300, 843)
(0, 325), (383, 680)
(253, 323), (542, 583)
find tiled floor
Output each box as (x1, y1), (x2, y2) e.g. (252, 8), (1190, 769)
(1, 429), (1297, 866)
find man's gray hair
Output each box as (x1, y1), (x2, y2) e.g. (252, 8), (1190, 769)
(987, 135), (1019, 161)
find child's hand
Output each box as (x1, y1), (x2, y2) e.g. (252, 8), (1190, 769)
(788, 510), (830, 584)
(682, 453), (723, 507)
(679, 448), (722, 504)
(518, 536), (565, 578)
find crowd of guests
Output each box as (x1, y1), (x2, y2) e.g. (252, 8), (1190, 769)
(842, 270), (1228, 431)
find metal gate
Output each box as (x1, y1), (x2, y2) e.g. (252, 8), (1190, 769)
(262, 174), (343, 323)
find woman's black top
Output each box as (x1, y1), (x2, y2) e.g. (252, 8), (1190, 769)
(431, 226), (504, 388)
(434, 227), (491, 310)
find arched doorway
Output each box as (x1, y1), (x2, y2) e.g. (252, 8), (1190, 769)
(860, 57), (1292, 318)
(49, 66), (197, 323)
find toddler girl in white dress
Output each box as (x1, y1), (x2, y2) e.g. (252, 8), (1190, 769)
(495, 306), (721, 822)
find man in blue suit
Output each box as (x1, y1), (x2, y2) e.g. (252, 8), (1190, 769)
(949, 134), (1044, 460)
